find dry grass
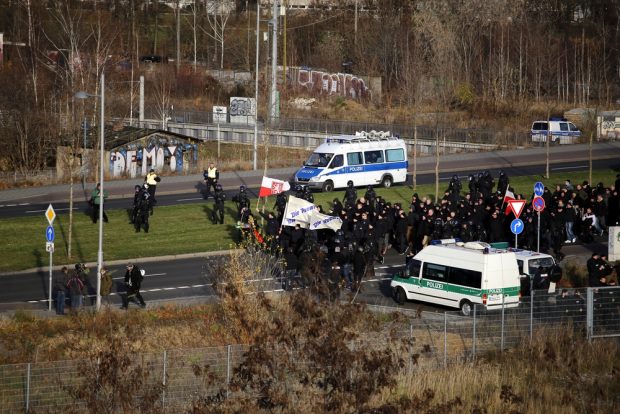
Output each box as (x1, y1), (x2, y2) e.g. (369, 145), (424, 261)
(0, 305), (234, 364)
(383, 327), (620, 414)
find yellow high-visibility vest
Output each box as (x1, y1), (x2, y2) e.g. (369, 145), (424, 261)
(207, 167), (218, 179)
(146, 173), (158, 186)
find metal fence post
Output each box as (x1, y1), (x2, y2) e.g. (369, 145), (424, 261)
(25, 363), (31, 413)
(226, 345), (232, 398)
(500, 294), (505, 352)
(587, 288), (594, 341)
(409, 323), (413, 375)
(530, 280), (534, 341)
(162, 350), (167, 409)
(443, 313), (447, 368)
(472, 305), (477, 360)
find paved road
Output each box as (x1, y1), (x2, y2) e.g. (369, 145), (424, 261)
(0, 240), (607, 314)
(0, 156), (618, 219)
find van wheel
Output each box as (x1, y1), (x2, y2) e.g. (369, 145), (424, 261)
(459, 300), (473, 316)
(381, 175), (393, 188)
(322, 180), (334, 193)
(394, 287), (407, 305)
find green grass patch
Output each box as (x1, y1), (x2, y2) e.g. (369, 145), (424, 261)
(0, 168), (617, 272)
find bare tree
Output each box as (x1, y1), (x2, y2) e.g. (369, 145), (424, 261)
(200, 0), (232, 69)
(153, 67), (175, 129)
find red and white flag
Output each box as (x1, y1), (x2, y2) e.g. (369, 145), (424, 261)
(503, 189), (516, 215)
(258, 176), (291, 198)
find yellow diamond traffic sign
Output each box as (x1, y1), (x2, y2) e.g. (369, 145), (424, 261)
(45, 204), (56, 225)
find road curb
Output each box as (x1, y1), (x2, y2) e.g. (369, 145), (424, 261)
(0, 249), (239, 277)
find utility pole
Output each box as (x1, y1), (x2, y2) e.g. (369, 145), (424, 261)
(282, 0), (287, 85)
(253, 0), (260, 170)
(269, 0), (279, 124)
(176, 0), (181, 71)
(354, 0), (358, 44)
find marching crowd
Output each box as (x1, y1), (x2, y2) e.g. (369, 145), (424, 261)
(232, 171), (620, 291)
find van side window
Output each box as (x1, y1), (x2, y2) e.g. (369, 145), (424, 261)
(329, 154), (344, 169)
(560, 123), (568, 131)
(569, 123), (579, 131)
(533, 122), (548, 131)
(364, 150), (384, 164)
(407, 259), (421, 278)
(448, 268), (482, 289)
(423, 263), (447, 281)
(386, 148), (405, 162)
(347, 152), (363, 165)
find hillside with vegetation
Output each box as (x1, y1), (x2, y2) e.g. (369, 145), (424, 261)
(0, 0), (618, 174)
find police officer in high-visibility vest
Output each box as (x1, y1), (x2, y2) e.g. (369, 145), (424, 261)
(144, 168), (160, 202)
(203, 162), (219, 198)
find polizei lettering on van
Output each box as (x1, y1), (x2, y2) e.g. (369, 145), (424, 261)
(390, 240), (521, 316)
(294, 131), (408, 191)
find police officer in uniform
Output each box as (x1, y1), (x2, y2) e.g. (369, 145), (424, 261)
(365, 185), (377, 209)
(303, 186), (314, 203)
(144, 168), (160, 202)
(294, 185), (305, 199)
(343, 181), (357, 210)
(211, 184), (226, 224)
(134, 189), (151, 233)
(203, 162), (219, 198)
(232, 185), (250, 219)
(130, 185), (142, 224)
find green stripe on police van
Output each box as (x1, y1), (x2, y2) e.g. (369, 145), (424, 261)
(392, 276), (520, 296)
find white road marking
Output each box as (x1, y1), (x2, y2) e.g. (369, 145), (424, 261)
(25, 207), (78, 213)
(177, 197), (204, 201)
(112, 272), (166, 280)
(26, 273), (392, 304)
(552, 165), (587, 171)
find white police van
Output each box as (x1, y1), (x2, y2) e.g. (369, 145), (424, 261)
(294, 131), (408, 192)
(530, 117), (581, 144)
(391, 240), (521, 316)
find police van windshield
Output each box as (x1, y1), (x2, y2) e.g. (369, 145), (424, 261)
(528, 257), (555, 275)
(304, 153), (333, 167)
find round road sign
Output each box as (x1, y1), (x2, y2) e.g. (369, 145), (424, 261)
(532, 196), (545, 212)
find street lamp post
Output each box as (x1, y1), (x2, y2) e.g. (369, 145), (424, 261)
(75, 72), (105, 311)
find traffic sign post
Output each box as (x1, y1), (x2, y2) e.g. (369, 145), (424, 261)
(511, 218), (524, 249)
(532, 191), (546, 253)
(45, 205), (56, 312)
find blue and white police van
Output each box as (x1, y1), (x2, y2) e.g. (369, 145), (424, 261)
(294, 131), (408, 192)
(530, 117), (581, 145)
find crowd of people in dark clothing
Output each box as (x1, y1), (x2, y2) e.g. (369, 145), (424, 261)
(231, 171), (620, 292)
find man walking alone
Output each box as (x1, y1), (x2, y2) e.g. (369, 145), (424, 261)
(122, 263), (146, 309)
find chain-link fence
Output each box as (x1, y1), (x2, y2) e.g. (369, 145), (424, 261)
(1, 287), (619, 413)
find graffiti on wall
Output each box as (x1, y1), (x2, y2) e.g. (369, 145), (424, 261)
(229, 97), (256, 124)
(108, 136), (198, 178)
(294, 69), (370, 100)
